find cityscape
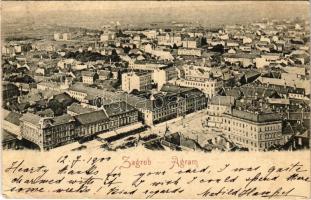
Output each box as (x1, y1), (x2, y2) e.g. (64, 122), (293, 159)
(2, 1), (310, 153)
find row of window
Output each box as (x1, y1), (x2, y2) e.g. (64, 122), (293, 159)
(226, 128), (280, 141)
(185, 81), (215, 88)
(223, 119), (281, 132)
(228, 134), (280, 149)
(70, 91), (86, 98)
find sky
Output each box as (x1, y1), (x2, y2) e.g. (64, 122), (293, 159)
(2, 1), (310, 27)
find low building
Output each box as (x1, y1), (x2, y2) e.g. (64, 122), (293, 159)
(37, 79), (70, 92)
(182, 37), (200, 48)
(54, 33), (71, 41)
(222, 109), (282, 151)
(100, 31), (116, 42)
(2, 130), (24, 150)
(98, 70), (112, 80)
(177, 48), (202, 57)
(66, 83), (116, 103)
(82, 71), (98, 85)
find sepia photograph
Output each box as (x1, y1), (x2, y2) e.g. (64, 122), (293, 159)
(1, 1), (310, 199)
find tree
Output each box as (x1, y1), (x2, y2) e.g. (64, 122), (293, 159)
(123, 46), (131, 54)
(172, 43), (178, 49)
(109, 49), (120, 62)
(211, 44), (225, 54)
(201, 37), (207, 46)
(48, 99), (64, 116)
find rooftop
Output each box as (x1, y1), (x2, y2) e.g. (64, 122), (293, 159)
(209, 96), (235, 106)
(103, 101), (136, 117)
(226, 109), (282, 123)
(4, 112), (23, 126)
(81, 71), (96, 77)
(74, 110), (109, 125)
(20, 113), (42, 126)
(67, 103), (96, 115)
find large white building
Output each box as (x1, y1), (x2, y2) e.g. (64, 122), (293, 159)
(122, 72), (153, 93)
(175, 67), (223, 99)
(152, 67), (178, 91)
(222, 109), (283, 151)
(206, 96), (235, 129)
(175, 79), (222, 98)
(100, 31), (116, 42)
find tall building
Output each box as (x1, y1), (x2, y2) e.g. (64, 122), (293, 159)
(20, 113), (76, 150)
(222, 109), (282, 151)
(121, 72), (153, 93)
(152, 67), (178, 91)
(206, 96), (235, 130)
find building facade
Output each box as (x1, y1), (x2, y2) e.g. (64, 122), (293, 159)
(122, 85), (207, 126)
(175, 78), (223, 99)
(177, 48), (202, 57)
(222, 109), (283, 151)
(206, 96), (235, 129)
(19, 101), (140, 151)
(121, 72), (153, 93)
(20, 113), (76, 150)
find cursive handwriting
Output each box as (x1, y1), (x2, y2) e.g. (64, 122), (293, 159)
(3, 154), (310, 199)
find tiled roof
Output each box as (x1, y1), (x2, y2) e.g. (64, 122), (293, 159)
(67, 103), (96, 115)
(20, 113), (42, 126)
(2, 130), (17, 142)
(74, 110), (109, 125)
(103, 101), (136, 117)
(227, 109), (282, 123)
(210, 96), (235, 106)
(4, 112), (22, 126)
(51, 114), (75, 126)
(81, 71), (96, 77)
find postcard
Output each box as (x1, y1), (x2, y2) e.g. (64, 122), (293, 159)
(1, 1), (310, 199)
